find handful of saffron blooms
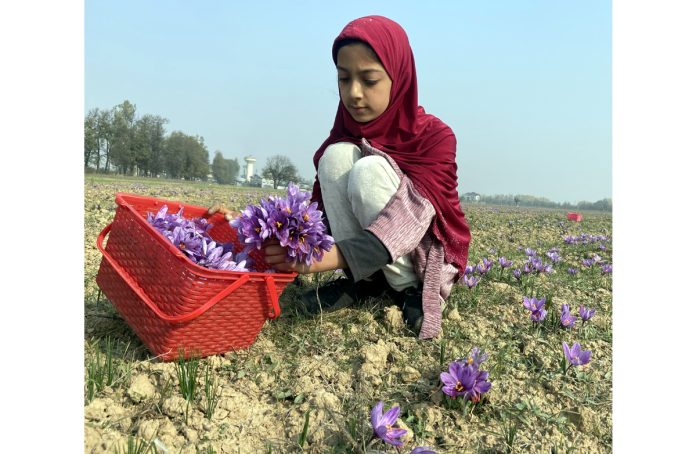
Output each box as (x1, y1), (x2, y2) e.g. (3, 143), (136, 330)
(231, 183), (334, 266)
(147, 205), (251, 272)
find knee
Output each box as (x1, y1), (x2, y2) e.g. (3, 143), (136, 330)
(347, 155), (394, 194)
(318, 142), (361, 183)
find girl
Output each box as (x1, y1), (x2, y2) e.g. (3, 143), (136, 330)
(264, 15), (471, 339)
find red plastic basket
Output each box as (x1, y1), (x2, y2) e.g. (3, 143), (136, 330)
(95, 192), (297, 361)
(566, 212), (583, 222)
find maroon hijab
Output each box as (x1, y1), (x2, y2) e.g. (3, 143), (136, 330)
(311, 15), (470, 276)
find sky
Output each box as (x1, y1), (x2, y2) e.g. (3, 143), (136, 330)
(85, 0), (611, 205)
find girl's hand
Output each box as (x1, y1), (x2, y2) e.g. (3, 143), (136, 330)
(263, 239), (312, 274)
(263, 240), (347, 274)
(207, 203), (236, 221)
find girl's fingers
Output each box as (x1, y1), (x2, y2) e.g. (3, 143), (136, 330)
(264, 245), (286, 256)
(272, 262), (294, 271)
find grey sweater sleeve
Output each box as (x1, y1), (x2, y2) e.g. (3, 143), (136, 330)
(336, 230), (391, 282)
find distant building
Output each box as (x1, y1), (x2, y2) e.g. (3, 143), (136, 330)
(244, 156), (256, 182)
(462, 192), (481, 202)
(248, 174), (275, 188)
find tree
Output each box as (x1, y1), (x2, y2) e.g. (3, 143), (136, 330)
(110, 100), (138, 175)
(262, 155), (298, 189)
(97, 108), (114, 172)
(134, 114), (168, 176)
(212, 151), (240, 184)
(163, 131), (209, 180)
(212, 151), (230, 184)
(84, 108), (99, 169)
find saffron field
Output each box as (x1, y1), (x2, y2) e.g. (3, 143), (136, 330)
(84, 175), (612, 453)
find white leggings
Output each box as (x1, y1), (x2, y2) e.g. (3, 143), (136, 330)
(317, 142), (419, 292)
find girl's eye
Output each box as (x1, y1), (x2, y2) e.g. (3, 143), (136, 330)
(364, 80), (378, 86)
(338, 77), (349, 82)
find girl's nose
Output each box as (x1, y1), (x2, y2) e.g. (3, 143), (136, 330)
(350, 81), (363, 100)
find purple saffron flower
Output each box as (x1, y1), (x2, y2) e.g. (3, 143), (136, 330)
(476, 263), (488, 275)
(440, 362), (491, 403)
(230, 204), (271, 250)
(168, 225), (204, 259)
(459, 347), (488, 369)
(231, 183), (334, 265)
(465, 265), (474, 275)
(512, 269), (522, 280)
(440, 361), (474, 398)
(529, 257), (543, 272)
(370, 401), (408, 447)
(546, 251), (561, 263)
(567, 267), (578, 276)
(530, 308), (548, 322)
(524, 247), (536, 257)
(563, 342), (592, 366)
(560, 304), (577, 328)
(411, 447), (437, 454)
(498, 257), (513, 268)
(523, 296), (548, 322)
(579, 305), (596, 322)
(522, 296), (545, 312)
(581, 258), (594, 267)
(462, 274), (480, 289)
(147, 204), (253, 272)
(471, 369), (492, 403)
(601, 264), (613, 274)
(598, 243), (607, 250)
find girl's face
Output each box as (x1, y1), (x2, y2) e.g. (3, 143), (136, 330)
(336, 42), (392, 123)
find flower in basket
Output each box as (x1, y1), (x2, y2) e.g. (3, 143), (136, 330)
(198, 239), (250, 272)
(231, 183), (334, 266)
(147, 204), (251, 272)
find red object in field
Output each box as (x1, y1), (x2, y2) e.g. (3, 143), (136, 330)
(567, 212), (583, 222)
(95, 193), (297, 361)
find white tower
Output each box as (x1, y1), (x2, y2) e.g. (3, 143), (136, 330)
(244, 156), (256, 182)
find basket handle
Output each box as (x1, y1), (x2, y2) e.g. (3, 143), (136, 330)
(264, 276), (281, 319)
(97, 223), (251, 323)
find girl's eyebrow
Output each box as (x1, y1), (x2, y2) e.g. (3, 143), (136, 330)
(336, 65), (383, 74)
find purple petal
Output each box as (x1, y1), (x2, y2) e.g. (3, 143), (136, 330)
(382, 405), (401, 426)
(563, 342), (571, 360)
(440, 372), (457, 387)
(370, 401), (383, 429)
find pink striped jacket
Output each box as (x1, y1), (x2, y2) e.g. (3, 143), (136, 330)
(360, 139), (462, 339)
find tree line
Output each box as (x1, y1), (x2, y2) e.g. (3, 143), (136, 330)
(465, 193), (612, 212)
(84, 100), (306, 187)
(84, 100), (234, 182)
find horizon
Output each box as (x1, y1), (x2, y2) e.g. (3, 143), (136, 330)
(85, 1), (611, 205)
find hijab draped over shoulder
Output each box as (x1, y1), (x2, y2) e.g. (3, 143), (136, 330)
(311, 15), (471, 276)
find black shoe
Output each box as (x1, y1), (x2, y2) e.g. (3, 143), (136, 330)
(397, 286), (424, 333)
(300, 277), (358, 314)
(300, 271), (392, 315)
(355, 270), (392, 301)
